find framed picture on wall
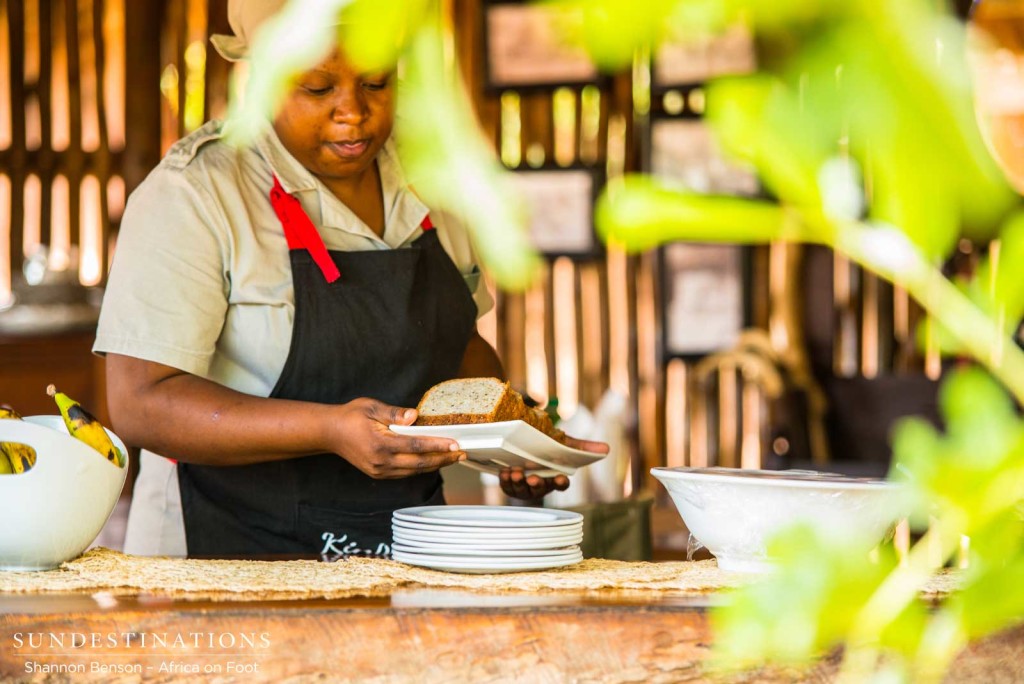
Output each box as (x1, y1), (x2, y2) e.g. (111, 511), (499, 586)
(649, 116), (760, 196)
(651, 24), (756, 93)
(482, 0), (605, 92)
(509, 166), (604, 259)
(660, 243), (748, 358)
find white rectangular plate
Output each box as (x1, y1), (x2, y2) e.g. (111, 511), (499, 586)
(389, 420), (605, 477)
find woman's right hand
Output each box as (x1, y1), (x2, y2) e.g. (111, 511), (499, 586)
(326, 398), (466, 479)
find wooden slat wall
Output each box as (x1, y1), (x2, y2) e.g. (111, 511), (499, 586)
(0, 0), (231, 271)
(0, 0), (126, 298)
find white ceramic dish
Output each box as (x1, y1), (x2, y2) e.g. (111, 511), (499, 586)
(392, 516), (581, 534)
(391, 528), (585, 548)
(389, 421), (605, 477)
(392, 550), (583, 574)
(651, 466), (908, 574)
(391, 542), (580, 557)
(0, 416), (129, 571)
(392, 523), (583, 541)
(394, 540), (584, 553)
(394, 549), (582, 565)
(394, 505), (582, 528)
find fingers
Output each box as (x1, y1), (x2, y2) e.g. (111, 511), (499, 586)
(361, 400), (459, 453)
(385, 450), (466, 477)
(563, 436), (610, 454)
(499, 467), (569, 500)
(364, 399), (417, 426)
(383, 431), (459, 456)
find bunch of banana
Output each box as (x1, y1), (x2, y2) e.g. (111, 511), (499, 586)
(0, 406), (38, 475)
(46, 385), (125, 468)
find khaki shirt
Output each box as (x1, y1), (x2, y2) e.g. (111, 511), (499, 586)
(95, 121), (493, 556)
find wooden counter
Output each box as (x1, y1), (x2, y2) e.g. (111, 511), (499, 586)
(2, 589), (1022, 683)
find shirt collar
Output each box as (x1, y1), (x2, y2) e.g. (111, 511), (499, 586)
(253, 123), (431, 246)
(252, 123), (320, 195)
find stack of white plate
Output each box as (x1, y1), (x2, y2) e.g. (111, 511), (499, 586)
(391, 505), (584, 574)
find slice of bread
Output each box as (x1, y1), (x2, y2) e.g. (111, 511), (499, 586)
(414, 377), (526, 425)
(414, 377), (567, 444)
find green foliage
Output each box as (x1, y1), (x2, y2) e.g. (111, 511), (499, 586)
(336, 0), (430, 74)
(892, 368), (1024, 532)
(230, 0), (1024, 679)
(395, 28), (541, 289)
(925, 211), (1024, 356)
(550, 0), (675, 70)
(714, 368), (1024, 682)
(706, 75), (829, 211)
(594, 175), (791, 250)
(712, 526), (919, 669)
(225, 0), (354, 144)
(950, 537), (1024, 640)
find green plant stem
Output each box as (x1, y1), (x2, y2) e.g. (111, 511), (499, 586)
(914, 610), (968, 683)
(833, 222), (1024, 405)
(837, 521), (962, 684)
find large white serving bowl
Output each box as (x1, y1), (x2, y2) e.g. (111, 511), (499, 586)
(651, 467), (907, 573)
(0, 415), (128, 571)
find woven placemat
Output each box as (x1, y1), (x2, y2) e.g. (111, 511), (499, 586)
(0, 548), (961, 602)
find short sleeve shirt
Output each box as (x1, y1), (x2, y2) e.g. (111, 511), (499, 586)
(94, 120), (493, 397)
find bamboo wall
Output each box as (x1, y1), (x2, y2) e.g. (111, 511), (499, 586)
(0, 0), (126, 300)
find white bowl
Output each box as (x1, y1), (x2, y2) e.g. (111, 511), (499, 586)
(0, 415), (128, 571)
(651, 467), (907, 573)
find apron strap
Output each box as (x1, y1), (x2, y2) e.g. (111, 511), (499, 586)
(268, 175), (434, 282)
(270, 176), (342, 283)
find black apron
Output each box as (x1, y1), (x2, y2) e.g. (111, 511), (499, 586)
(177, 175), (477, 557)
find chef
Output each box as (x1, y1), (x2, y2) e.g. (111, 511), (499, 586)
(94, 0), (608, 558)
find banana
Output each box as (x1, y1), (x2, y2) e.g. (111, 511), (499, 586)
(47, 385), (124, 468)
(0, 406), (37, 474)
(1, 442), (36, 473)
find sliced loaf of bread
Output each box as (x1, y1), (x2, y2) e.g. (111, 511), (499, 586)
(414, 377), (526, 425)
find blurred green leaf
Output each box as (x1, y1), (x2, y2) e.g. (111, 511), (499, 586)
(918, 213), (1024, 358)
(891, 367), (1024, 533)
(226, 0), (354, 144)
(976, 212), (1024, 327)
(706, 75), (828, 211)
(725, 0), (854, 36)
(946, 541), (1024, 640)
(396, 27), (541, 290)
(713, 525), (908, 668)
(337, 0), (430, 73)
(551, 0), (674, 71)
(595, 175), (795, 252)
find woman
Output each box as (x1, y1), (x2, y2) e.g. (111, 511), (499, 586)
(95, 0), (608, 558)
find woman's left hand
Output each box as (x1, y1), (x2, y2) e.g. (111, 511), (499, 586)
(498, 436), (610, 500)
